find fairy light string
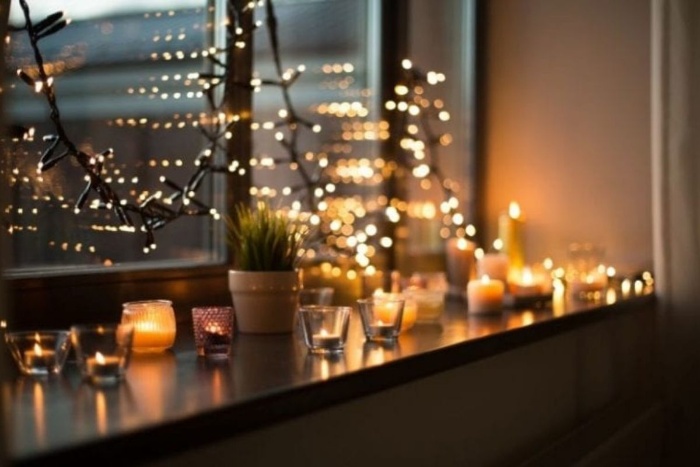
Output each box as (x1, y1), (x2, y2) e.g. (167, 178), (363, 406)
(7, 0), (469, 271)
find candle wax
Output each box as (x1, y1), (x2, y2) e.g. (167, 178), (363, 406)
(85, 355), (122, 378)
(311, 333), (343, 348)
(23, 349), (56, 370)
(467, 276), (505, 314)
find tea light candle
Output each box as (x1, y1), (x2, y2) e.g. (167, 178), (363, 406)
(86, 352), (121, 377)
(312, 328), (342, 347)
(369, 321), (397, 338)
(510, 267), (543, 297)
(467, 275), (505, 314)
(568, 273), (607, 296)
(373, 291), (416, 331)
(204, 324), (231, 346)
(23, 343), (55, 369)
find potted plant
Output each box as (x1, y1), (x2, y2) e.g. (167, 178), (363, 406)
(226, 200), (310, 333)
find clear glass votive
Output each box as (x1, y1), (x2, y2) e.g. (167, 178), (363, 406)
(357, 296), (405, 342)
(404, 288), (446, 323)
(71, 324), (135, 385)
(5, 330), (72, 376)
(121, 300), (176, 353)
(192, 306), (234, 358)
(299, 287), (335, 306)
(298, 305), (351, 354)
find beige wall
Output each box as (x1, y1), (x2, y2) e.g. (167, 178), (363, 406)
(483, 0), (653, 276)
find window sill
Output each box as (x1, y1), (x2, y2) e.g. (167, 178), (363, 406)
(4, 291), (657, 466)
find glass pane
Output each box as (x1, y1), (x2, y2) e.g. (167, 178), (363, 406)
(3, 1), (223, 274)
(251, 0), (384, 272)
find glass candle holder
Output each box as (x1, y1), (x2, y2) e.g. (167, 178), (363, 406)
(5, 330), (72, 376)
(121, 300), (176, 353)
(404, 288), (446, 323)
(298, 305), (351, 354)
(71, 324), (135, 385)
(357, 297), (405, 342)
(192, 306), (234, 358)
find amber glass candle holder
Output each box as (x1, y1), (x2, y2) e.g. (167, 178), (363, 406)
(5, 330), (72, 376)
(121, 300), (176, 353)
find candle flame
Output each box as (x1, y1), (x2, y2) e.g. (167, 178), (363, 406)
(508, 201), (521, 219)
(34, 332), (41, 342)
(522, 267), (533, 285)
(319, 328), (328, 337)
(95, 351), (106, 365)
(481, 275), (491, 284)
(33, 343), (43, 357)
(377, 319), (385, 326)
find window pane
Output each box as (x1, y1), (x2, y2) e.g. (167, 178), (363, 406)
(4, 1), (224, 274)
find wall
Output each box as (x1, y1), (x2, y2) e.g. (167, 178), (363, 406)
(482, 0), (653, 276)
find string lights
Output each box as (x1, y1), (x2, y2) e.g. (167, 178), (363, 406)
(4, 0), (470, 276)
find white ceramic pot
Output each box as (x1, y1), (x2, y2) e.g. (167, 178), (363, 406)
(228, 270), (301, 334)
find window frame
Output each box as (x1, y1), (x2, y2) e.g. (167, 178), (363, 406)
(3, 0), (481, 327)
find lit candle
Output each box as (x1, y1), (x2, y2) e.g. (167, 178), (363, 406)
(369, 320), (397, 338)
(122, 300), (176, 352)
(23, 343), (55, 369)
(204, 323), (231, 346)
(86, 352), (122, 378)
(509, 267), (543, 297)
(467, 275), (505, 314)
(498, 201), (525, 277)
(568, 272), (607, 296)
(373, 291), (416, 331)
(311, 328), (342, 347)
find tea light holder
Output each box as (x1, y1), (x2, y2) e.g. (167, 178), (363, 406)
(298, 305), (351, 354)
(403, 288), (445, 323)
(5, 330), (72, 376)
(71, 324), (135, 385)
(121, 300), (176, 353)
(357, 297), (405, 342)
(192, 306), (234, 358)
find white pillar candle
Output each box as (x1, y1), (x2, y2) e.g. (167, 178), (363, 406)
(467, 275), (505, 314)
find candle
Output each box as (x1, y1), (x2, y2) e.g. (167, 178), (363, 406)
(204, 324), (231, 346)
(568, 273), (607, 296)
(311, 328), (342, 347)
(509, 267), (543, 297)
(405, 288), (445, 322)
(122, 300), (176, 353)
(498, 201), (525, 277)
(369, 321), (397, 338)
(467, 275), (505, 314)
(445, 237), (476, 291)
(477, 252), (509, 284)
(22, 343), (56, 369)
(86, 352), (122, 378)
(373, 291), (416, 331)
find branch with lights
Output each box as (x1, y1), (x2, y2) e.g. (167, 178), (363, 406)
(6, 0), (323, 254)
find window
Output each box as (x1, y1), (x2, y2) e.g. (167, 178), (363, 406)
(2, 0), (477, 314)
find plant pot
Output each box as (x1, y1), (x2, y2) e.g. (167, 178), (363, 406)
(228, 270), (301, 334)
